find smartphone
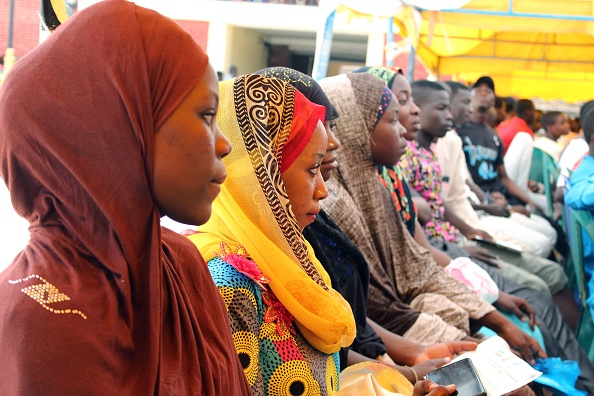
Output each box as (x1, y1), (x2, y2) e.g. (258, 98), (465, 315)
(425, 358), (487, 396)
(473, 235), (523, 255)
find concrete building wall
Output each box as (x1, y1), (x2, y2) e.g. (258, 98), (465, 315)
(175, 19), (209, 52)
(226, 26), (267, 76)
(0, 0), (41, 59)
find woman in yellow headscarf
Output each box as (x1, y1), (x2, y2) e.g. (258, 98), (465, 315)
(190, 73), (458, 396)
(189, 74), (355, 395)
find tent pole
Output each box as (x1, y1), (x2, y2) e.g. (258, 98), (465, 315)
(406, 44), (415, 82)
(312, 5), (336, 81)
(386, 17), (393, 67)
(439, 4), (594, 22)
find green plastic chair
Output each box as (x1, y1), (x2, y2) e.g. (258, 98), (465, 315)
(568, 207), (594, 361)
(529, 147), (559, 215)
(529, 147), (545, 183)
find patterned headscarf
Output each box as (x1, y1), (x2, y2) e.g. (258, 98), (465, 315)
(376, 85), (394, 127)
(356, 67), (417, 231)
(353, 66), (404, 89)
(193, 75), (355, 354)
(281, 91), (326, 173)
(255, 67), (340, 121)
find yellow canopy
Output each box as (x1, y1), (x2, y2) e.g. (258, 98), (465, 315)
(417, 0), (594, 102)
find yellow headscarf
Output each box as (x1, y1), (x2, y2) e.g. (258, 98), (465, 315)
(190, 75), (355, 354)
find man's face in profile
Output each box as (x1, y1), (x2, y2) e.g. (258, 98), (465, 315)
(471, 84), (495, 113)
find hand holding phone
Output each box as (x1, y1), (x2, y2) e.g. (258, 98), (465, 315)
(413, 379), (457, 396)
(425, 358), (486, 396)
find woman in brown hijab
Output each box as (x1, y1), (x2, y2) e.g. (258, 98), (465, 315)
(0, 2), (250, 395)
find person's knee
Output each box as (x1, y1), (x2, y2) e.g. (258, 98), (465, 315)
(527, 233), (556, 257)
(536, 259), (568, 295)
(499, 261), (551, 295)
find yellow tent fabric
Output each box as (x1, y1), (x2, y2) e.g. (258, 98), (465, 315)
(335, 2), (420, 47)
(417, 0), (594, 102)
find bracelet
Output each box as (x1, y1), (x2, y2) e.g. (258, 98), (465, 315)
(406, 365), (419, 383)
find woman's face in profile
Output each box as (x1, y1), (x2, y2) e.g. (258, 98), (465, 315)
(371, 96), (407, 167)
(392, 74), (420, 141)
(152, 64), (231, 226)
(320, 119), (341, 182)
(282, 121), (328, 231)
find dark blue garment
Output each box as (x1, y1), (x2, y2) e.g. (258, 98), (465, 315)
(304, 210), (389, 369)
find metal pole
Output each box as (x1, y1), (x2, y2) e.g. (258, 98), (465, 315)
(312, 9), (335, 81)
(406, 44), (416, 82)
(7, 0), (14, 48)
(386, 17), (393, 67)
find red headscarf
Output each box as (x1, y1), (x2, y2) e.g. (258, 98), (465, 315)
(280, 91), (326, 173)
(0, 1), (249, 394)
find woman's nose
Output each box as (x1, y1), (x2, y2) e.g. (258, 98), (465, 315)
(215, 125), (232, 158)
(316, 179), (329, 200)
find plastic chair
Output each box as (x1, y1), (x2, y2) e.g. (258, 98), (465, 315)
(568, 207), (594, 361)
(529, 147), (559, 215)
(529, 147), (544, 183)
(563, 203), (576, 290)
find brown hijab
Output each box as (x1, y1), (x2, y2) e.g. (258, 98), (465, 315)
(0, 2), (249, 394)
(319, 73), (494, 337)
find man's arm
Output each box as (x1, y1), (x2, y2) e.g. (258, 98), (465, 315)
(412, 196), (431, 226)
(443, 202), (493, 241)
(497, 163), (541, 210)
(470, 201), (511, 217)
(554, 187), (565, 204)
(466, 178), (486, 203)
(367, 318), (477, 367)
(565, 173), (594, 210)
(467, 183), (511, 217)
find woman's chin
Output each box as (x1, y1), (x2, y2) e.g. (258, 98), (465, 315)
(405, 131), (417, 141)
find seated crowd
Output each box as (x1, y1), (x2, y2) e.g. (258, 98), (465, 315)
(0, 2), (593, 395)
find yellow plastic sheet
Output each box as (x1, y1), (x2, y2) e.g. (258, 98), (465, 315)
(418, 0), (594, 102)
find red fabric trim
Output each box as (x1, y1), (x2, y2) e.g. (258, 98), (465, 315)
(281, 90), (326, 173)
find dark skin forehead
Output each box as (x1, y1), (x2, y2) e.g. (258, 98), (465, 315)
(413, 86), (449, 108)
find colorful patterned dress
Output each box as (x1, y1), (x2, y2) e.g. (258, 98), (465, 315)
(399, 140), (462, 242)
(209, 257), (340, 396)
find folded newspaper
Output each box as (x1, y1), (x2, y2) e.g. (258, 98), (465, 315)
(448, 336), (542, 395)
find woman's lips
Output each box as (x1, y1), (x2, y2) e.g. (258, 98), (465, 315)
(306, 208), (320, 223)
(212, 174), (227, 185)
(321, 155), (338, 169)
(210, 174), (226, 196)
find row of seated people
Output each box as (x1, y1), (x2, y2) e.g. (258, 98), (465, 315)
(402, 78), (580, 328)
(0, 2), (592, 394)
(174, 65), (594, 394)
(464, 79), (594, 355)
(481, 91), (577, 264)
